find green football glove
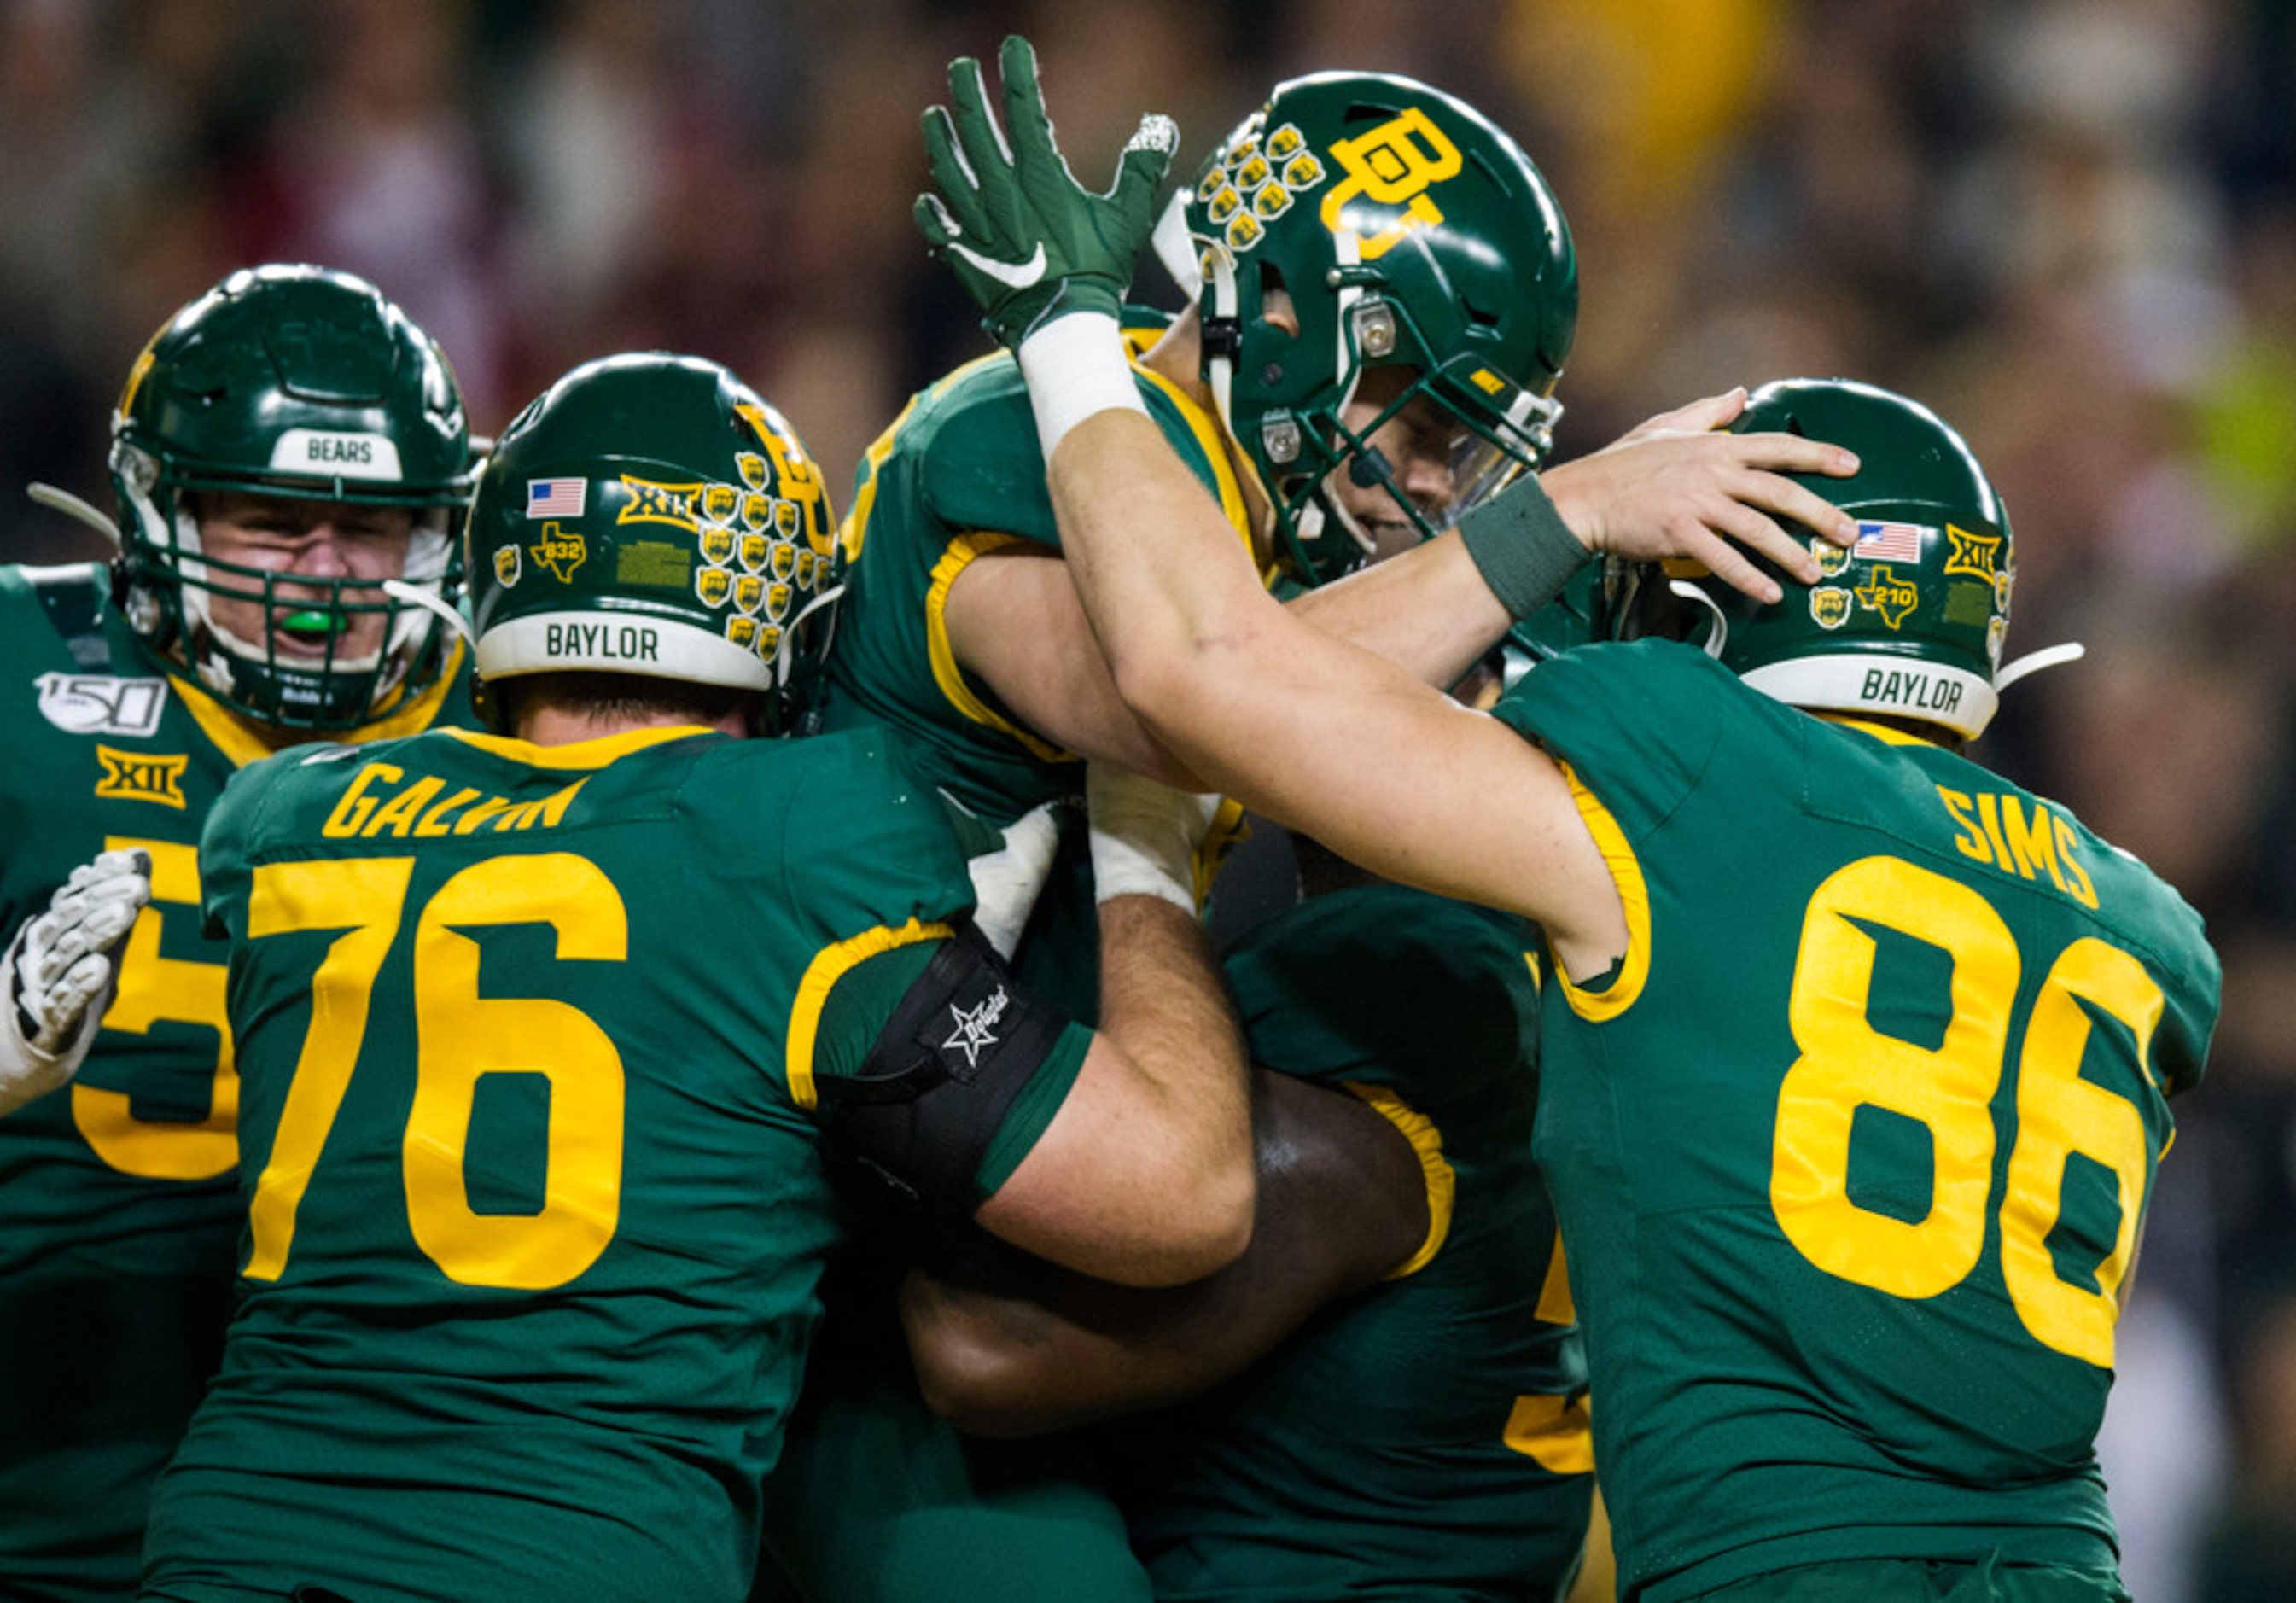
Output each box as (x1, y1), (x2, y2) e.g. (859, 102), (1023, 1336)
(914, 34), (1179, 348)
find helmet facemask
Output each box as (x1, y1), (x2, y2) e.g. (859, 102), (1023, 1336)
(113, 445), (461, 732)
(106, 265), (475, 732)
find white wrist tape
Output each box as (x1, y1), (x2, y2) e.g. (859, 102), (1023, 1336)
(1017, 312), (1148, 458)
(1088, 766), (1219, 912)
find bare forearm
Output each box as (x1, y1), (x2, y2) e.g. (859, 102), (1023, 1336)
(903, 1071), (1429, 1437)
(1048, 409), (1273, 695)
(1094, 894), (1252, 1186)
(1287, 533), (1514, 691)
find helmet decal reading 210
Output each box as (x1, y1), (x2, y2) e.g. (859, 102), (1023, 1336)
(1805, 519), (2009, 661)
(498, 465), (827, 661)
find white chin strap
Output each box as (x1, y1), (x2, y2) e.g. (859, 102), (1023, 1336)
(383, 577), (475, 654)
(1671, 583), (2088, 742)
(1151, 190), (1201, 299)
(26, 483), (120, 545)
(777, 581), (845, 689)
(1993, 640), (2086, 690)
(1203, 253), (1241, 453)
(1669, 580), (1732, 656)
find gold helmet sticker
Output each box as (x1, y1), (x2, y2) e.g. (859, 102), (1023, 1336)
(1322, 108), (1462, 259)
(1854, 565), (1919, 629)
(529, 523), (587, 584)
(1943, 522), (2003, 581)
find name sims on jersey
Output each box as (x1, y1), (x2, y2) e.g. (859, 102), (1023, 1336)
(322, 760), (589, 841)
(1935, 784), (2098, 909)
(545, 622), (661, 662)
(1861, 667), (1965, 717)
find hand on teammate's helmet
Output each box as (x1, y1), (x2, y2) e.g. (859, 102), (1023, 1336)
(1, 849), (152, 1114)
(914, 34), (1179, 348)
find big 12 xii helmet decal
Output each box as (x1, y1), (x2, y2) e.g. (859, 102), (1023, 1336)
(109, 264), (476, 731)
(1158, 72), (1578, 585)
(465, 352), (842, 735)
(1612, 377), (2081, 742)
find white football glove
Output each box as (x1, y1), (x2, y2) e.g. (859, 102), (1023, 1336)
(1087, 764), (1221, 911)
(1, 848), (151, 1116)
(967, 801), (1063, 960)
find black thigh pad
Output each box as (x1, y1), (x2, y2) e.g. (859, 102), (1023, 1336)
(813, 927), (1070, 1215)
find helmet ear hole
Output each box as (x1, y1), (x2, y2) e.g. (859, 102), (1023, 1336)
(1184, 71), (1576, 586)
(1257, 264), (1297, 338)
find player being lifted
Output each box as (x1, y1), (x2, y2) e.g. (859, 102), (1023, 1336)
(916, 37), (2220, 1603)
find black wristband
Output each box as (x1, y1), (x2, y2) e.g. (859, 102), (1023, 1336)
(1456, 474), (1591, 620)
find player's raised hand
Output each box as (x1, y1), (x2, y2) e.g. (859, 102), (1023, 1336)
(914, 34), (1179, 347)
(1541, 389), (1863, 604)
(1, 848), (151, 1115)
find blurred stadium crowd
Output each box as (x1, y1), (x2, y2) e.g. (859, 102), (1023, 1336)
(1, 0), (2291, 1596)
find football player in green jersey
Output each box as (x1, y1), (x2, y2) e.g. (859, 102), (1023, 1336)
(823, 50), (1857, 999)
(902, 837), (1595, 1601)
(138, 352), (1256, 1603)
(766, 47), (1863, 1603)
(921, 46), (2223, 1600)
(0, 263), (480, 1600)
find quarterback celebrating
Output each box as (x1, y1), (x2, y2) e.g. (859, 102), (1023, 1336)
(917, 37), (2220, 1603)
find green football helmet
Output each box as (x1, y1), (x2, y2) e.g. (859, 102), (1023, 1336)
(1611, 377), (2073, 743)
(108, 264), (475, 731)
(1156, 71), (1577, 585)
(465, 352), (842, 735)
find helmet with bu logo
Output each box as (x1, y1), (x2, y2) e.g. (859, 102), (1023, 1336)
(1158, 72), (1577, 584)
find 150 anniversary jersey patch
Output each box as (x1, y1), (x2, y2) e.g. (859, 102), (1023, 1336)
(38, 672), (169, 737)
